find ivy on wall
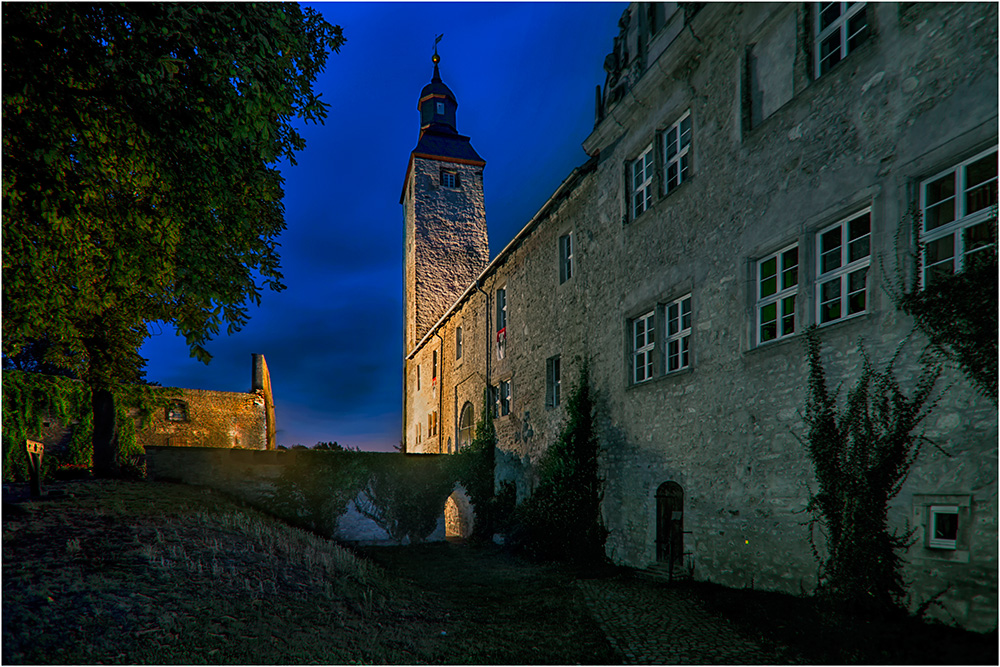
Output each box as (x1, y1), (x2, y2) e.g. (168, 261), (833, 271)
(454, 388), (499, 542)
(2, 369), (168, 481)
(802, 327), (940, 612)
(510, 362), (608, 564)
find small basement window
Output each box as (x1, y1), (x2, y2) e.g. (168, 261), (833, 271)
(166, 401), (188, 422)
(928, 505), (959, 549)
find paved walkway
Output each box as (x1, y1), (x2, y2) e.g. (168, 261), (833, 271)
(577, 576), (788, 664)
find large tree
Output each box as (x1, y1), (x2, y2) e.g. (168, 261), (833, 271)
(3, 3), (344, 473)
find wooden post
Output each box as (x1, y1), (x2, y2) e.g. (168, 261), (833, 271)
(25, 439), (44, 497)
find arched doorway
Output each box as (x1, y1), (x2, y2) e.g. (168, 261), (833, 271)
(444, 486), (474, 539)
(656, 481), (684, 567)
(458, 402), (475, 450)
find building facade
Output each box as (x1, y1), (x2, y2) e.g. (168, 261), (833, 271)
(402, 3), (997, 631)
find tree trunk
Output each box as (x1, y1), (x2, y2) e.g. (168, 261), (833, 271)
(91, 385), (119, 477)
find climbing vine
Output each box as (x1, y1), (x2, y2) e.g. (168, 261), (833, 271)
(511, 362), (607, 564)
(2, 369), (169, 481)
(802, 327), (940, 612)
(889, 207), (997, 403)
(454, 387), (498, 542)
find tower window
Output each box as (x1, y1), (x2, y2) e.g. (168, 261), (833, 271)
(436, 101), (445, 114)
(441, 169), (459, 188)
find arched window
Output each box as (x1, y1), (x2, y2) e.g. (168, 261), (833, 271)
(458, 402), (475, 449)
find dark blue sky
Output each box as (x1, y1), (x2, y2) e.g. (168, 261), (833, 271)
(139, 2), (626, 451)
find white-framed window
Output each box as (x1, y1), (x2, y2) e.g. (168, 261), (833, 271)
(456, 326), (463, 360)
(496, 287), (507, 331)
(499, 379), (511, 417)
(559, 232), (573, 283)
(757, 244), (799, 344)
(663, 111), (692, 195)
(546, 355), (561, 408)
(816, 209), (871, 325)
(631, 143), (655, 219)
(815, 2), (870, 78)
(441, 169), (459, 188)
(665, 295), (692, 373)
(920, 147), (998, 286)
(928, 505), (959, 549)
(632, 310), (655, 384)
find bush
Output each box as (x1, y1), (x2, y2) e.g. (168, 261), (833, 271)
(510, 363), (607, 564)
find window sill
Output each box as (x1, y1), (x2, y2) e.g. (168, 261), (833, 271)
(627, 365), (694, 391)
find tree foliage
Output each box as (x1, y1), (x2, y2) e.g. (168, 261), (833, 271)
(511, 362), (607, 564)
(3, 3), (344, 473)
(803, 328), (940, 612)
(454, 388), (499, 542)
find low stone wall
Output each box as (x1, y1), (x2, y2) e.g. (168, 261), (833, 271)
(145, 446), (452, 544)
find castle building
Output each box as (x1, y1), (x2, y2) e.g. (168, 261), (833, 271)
(402, 3), (997, 631)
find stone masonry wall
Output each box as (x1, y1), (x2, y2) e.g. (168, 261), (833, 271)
(403, 2), (997, 632)
(404, 156), (489, 352)
(140, 388), (268, 450)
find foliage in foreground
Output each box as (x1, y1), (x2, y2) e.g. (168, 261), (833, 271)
(510, 363), (608, 564)
(802, 328), (940, 612)
(1, 369), (166, 482)
(2, 3), (345, 475)
(454, 389), (499, 542)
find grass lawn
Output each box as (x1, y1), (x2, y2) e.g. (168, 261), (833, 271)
(3, 478), (995, 665)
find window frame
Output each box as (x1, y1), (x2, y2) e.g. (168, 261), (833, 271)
(815, 208), (872, 326)
(630, 143), (655, 220)
(458, 402), (474, 449)
(919, 147), (998, 287)
(559, 232), (573, 284)
(496, 287), (507, 332)
(756, 243), (800, 345)
(440, 169), (459, 188)
(455, 326), (463, 361)
(664, 294), (692, 374)
(814, 2), (870, 78)
(546, 355), (561, 408)
(432, 350), (438, 381)
(662, 111), (692, 196)
(632, 310), (656, 384)
(928, 505), (959, 550)
(499, 379), (511, 417)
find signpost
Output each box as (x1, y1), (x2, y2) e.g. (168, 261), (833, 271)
(25, 439), (44, 497)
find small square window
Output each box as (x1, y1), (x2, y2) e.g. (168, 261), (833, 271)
(441, 170), (459, 188)
(166, 401), (188, 422)
(928, 505), (959, 549)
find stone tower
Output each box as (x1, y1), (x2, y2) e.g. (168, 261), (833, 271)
(401, 52), (489, 354)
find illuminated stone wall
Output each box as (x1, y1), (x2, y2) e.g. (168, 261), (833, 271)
(402, 2), (998, 631)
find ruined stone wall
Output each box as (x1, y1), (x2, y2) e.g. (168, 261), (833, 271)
(403, 2), (997, 631)
(140, 388), (268, 450)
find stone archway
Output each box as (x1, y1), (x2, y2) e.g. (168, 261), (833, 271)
(444, 485), (474, 539)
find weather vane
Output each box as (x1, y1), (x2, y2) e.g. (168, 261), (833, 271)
(433, 33), (443, 64)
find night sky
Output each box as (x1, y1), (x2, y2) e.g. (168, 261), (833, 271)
(139, 2), (626, 451)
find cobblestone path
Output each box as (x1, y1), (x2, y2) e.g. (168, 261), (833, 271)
(577, 577), (789, 664)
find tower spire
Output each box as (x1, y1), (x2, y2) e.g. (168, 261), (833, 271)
(432, 34), (443, 81)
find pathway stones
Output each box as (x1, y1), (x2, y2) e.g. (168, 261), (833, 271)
(577, 577), (790, 664)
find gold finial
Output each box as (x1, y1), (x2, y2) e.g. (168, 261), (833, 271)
(433, 34), (443, 64)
